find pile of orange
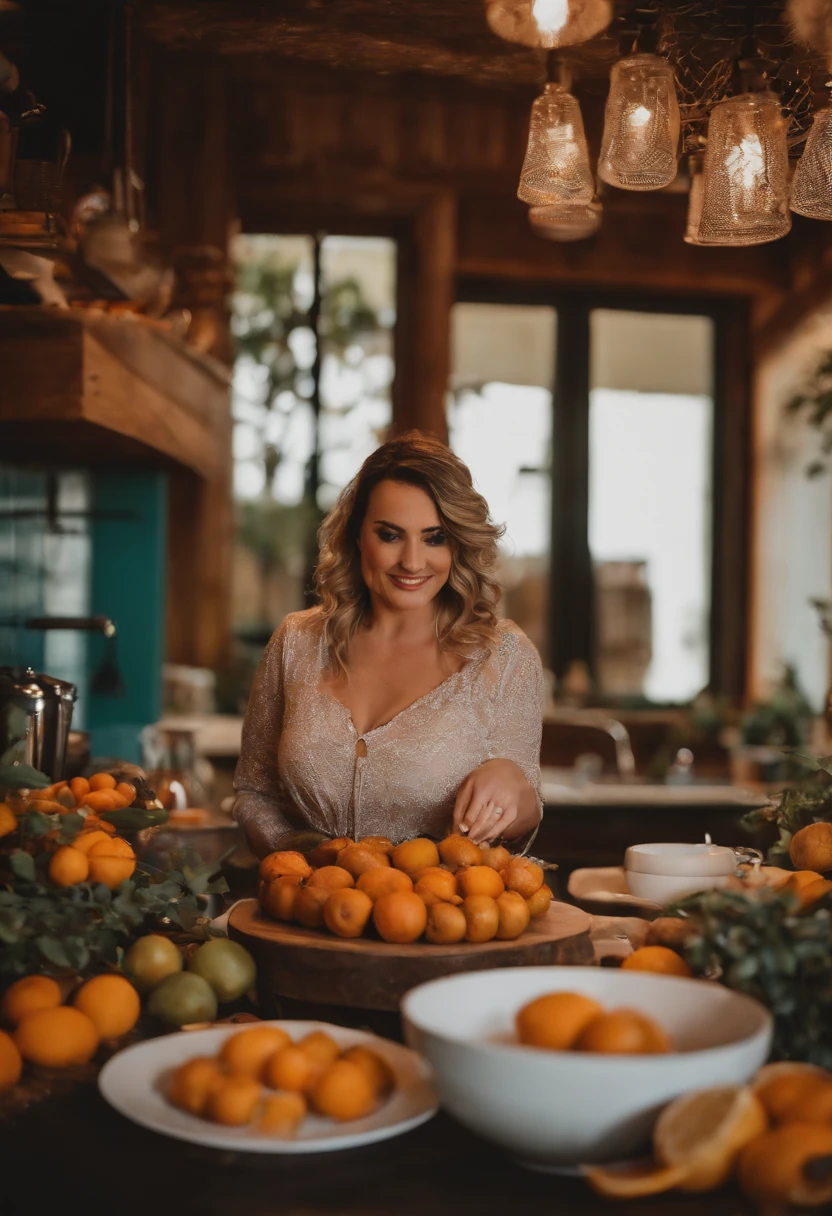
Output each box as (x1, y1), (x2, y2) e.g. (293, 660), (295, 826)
(0, 971), (141, 1092)
(257, 834), (554, 945)
(586, 1062), (832, 1208)
(167, 1024), (396, 1135)
(16, 771), (140, 818)
(515, 990), (672, 1055)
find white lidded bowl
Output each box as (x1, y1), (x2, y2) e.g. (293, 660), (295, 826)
(401, 966), (772, 1171)
(624, 870), (730, 904)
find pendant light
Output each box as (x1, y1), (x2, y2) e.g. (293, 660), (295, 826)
(791, 105), (832, 220)
(486, 0), (612, 50)
(529, 201), (602, 241)
(598, 53), (680, 190)
(697, 92), (791, 246)
(517, 65), (594, 208)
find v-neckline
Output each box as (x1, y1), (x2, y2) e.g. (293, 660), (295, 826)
(318, 665), (468, 739)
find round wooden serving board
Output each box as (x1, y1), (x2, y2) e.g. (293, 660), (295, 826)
(228, 898), (594, 1012)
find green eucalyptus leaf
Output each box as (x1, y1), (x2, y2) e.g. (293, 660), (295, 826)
(9, 851), (36, 882)
(0, 763), (50, 791)
(18, 811), (54, 839)
(35, 934), (71, 968)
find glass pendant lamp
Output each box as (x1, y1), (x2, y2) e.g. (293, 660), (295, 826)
(529, 200), (602, 241)
(791, 106), (832, 220)
(517, 82), (595, 207)
(486, 0), (613, 49)
(698, 92), (791, 245)
(598, 53), (681, 190)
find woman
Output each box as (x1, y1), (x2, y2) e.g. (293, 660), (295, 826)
(233, 432), (543, 857)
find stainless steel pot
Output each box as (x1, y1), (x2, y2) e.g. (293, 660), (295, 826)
(0, 666), (77, 780)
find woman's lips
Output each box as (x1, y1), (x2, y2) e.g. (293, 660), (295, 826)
(387, 573), (432, 591)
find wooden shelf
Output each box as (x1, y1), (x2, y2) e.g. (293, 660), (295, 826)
(0, 307), (231, 478)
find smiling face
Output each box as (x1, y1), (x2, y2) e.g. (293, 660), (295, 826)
(357, 479), (452, 616)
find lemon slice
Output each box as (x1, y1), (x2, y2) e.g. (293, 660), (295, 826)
(583, 1158), (690, 1199)
(653, 1085), (768, 1192)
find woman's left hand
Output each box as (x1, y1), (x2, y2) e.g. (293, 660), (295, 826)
(452, 759), (541, 844)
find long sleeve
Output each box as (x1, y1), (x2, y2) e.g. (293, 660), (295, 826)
(487, 629), (544, 853)
(233, 619), (302, 855)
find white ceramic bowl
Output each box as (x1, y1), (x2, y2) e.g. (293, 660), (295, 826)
(624, 870), (730, 904)
(401, 966), (772, 1171)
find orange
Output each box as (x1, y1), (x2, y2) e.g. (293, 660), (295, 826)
(48, 845), (89, 887)
(457, 865), (505, 900)
(14, 1005), (99, 1068)
(480, 844), (511, 872)
(0, 803), (16, 838)
(258, 851), (312, 883)
(308, 837), (352, 868)
(207, 1074), (262, 1126)
(73, 974), (140, 1038)
(373, 891), (428, 943)
(69, 777), (90, 804)
(516, 991), (603, 1051)
(575, 1008), (671, 1055)
(621, 946), (693, 978)
(80, 791), (120, 813)
(414, 869), (460, 906)
(341, 1045), (395, 1097)
(87, 836), (136, 889)
(71, 829), (117, 856)
(526, 884), (553, 919)
(306, 866), (355, 892)
(260, 874), (303, 921)
(584, 1159), (690, 1200)
(655, 1085), (769, 1192)
(755, 1070), (832, 1126)
(293, 886), (332, 930)
(502, 857), (544, 898)
(259, 1090), (307, 1135)
(115, 782), (136, 804)
(737, 1123), (832, 1208)
(297, 1030), (341, 1071)
(495, 890), (531, 940)
(310, 1058), (377, 1121)
(324, 888), (373, 939)
(461, 894), (499, 943)
(786, 874), (832, 910)
(1, 975), (62, 1027)
(88, 772), (117, 792)
(753, 1062), (830, 1123)
(0, 1029), (22, 1091)
(263, 1044), (317, 1093)
(77, 817), (116, 836)
(220, 1025), (292, 1078)
(336, 843), (390, 879)
(356, 867), (413, 902)
(438, 834), (483, 869)
(168, 1056), (225, 1115)
(790, 822), (832, 873)
(425, 901), (467, 945)
(358, 835), (395, 856)
(391, 838), (440, 879)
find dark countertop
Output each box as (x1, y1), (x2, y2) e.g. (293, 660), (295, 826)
(5, 1074), (754, 1216)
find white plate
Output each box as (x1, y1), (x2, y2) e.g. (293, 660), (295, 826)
(98, 1019), (438, 1154)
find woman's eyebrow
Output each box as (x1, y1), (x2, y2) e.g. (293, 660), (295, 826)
(374, 519), (442, 534)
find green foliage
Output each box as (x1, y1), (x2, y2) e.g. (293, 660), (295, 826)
(0, 763), (50, 792)
(672, 887), (832, 1067)
(0, 807), (228, 991)
(743, 751), (832, 866)
(787, 349), (832, 477)
(740, 664), (814, 749)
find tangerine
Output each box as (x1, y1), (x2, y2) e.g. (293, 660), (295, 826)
(457, 865), (505, 899)
(736, 1123), (832, 1208)
(341, 1045), (395, 1097)
(88, 773), (117, 792)
(207, 1074), (262, 1125)
(115, 782), (136, 804)
(1, 975), (62, 1027)
(307, 837), (352, 868)
(258, 851), (312, 883)
(87, 836), (136, 889)
(293, 886), (332, 929)
(73, 974), (140, 1038)
(297, 1030), (341, 1071)
(259, 1091), (307, 1135)
(438, 834), (483, 869)
(480, 844), (511, 872)
(336, 843), (390, 879)
(69, 777), (90, 804)
(310, 1058), (377, 1121)
(495, 890), (531, 940)
(356, 867), (413, 902)
(263, 1044), (317, 1093)
(306, 866), (355, 892)
(575, 1008), (671, 1055)
(414, 869), (460, 905)
(391, 838), (440, 879)
(753, 1063), (830, 1123)
(526, 884), (553, 919)
(0, 804), (16, 838)
(260, 874), (303, 921)
(790, 822), (832, 874)
(425, 901), (467, 945)
(516, 991), (603, 1051)
(48, 845), (89, 887)
(502, 857), (544, 898)
(0, 1029), (22, 1091)
(358, 835), (395, 856)
(14, 1005), (99, 1068)
(621, 946), (693, 978)
(373, 891), (428, 943)
(324, 888), (373, 938)
(461, 894), (499, 943)
(220, 1026), (292, 1078)
(71, 829), (116, 856)
(168, 1056), (225, 1115)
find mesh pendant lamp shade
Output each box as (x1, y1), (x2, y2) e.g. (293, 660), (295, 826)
(698, 93), (791, 246)
(486, 0), (613, 50)
(529, 201), (602, 240)
(517, 82), (595, 207)
(791, 106), (832, 220)
(598, 54), (681, 190)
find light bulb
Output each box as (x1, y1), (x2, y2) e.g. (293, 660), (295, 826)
(698, 93), (790, 246)
(598, 54), (680, 191)
(486, 0), (612, 50)
(518, 82), (595, 207)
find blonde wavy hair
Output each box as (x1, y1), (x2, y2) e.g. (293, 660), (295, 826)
(315, 432), (505, 673)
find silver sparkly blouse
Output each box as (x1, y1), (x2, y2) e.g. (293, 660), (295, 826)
(233, 608), (544, 850)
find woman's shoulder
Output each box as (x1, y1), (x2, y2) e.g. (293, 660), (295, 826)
(494, 618), (542, 664)
(267, 608), (325, 663)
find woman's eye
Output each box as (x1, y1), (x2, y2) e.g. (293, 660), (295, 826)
(425, 532), (446, 546)
(377, 529), (399, 543)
